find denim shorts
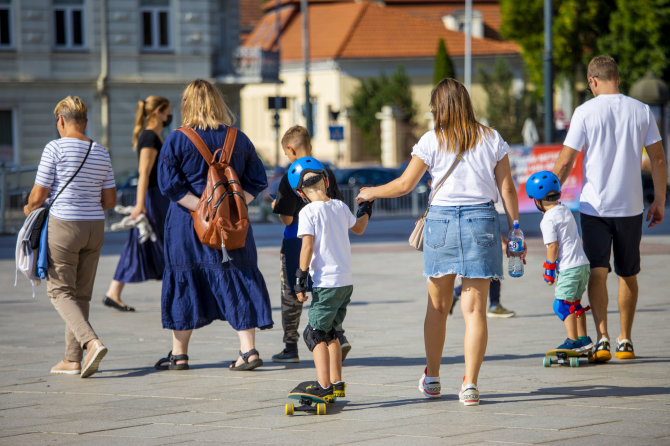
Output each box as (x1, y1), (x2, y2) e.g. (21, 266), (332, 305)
(423, 202), (503, 279)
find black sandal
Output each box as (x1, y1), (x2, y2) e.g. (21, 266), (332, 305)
(154, 350), (189, 370)
(229, 348), (263, 371)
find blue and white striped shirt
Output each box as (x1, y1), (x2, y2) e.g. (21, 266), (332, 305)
(35, 137), (116, 221)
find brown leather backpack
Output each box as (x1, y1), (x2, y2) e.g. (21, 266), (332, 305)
(177, 126), (249, 261)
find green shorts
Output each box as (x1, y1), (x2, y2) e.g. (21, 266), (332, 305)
(555, 264), (590, 302)
(308, 285), (353, 332)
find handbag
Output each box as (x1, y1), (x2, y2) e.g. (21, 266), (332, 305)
(409, 153), (463, 251)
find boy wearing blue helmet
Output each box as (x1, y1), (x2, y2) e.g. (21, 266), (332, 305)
(289, 156), (372, 401)
(526, 171), (593, 352)
(271, 126), (349, 364)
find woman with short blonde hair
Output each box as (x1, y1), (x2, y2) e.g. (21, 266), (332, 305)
(356, 78), (523, 405)
(24, 95), (116, 377)
(155, 79), (272, 371)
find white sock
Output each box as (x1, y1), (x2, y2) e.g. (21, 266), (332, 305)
(318, 381), (331, 389)
(425, 376), (439, 384)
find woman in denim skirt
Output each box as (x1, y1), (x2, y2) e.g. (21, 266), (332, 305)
(356, 78), (523, 405)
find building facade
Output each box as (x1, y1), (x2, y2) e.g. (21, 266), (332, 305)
(0, 0), (246, 180)
(241, 0), (524, 167)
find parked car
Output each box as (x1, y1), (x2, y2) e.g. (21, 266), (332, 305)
(332, 166), (399, 188)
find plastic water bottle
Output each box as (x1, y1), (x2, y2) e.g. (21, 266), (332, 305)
(507, 220), (524, 278)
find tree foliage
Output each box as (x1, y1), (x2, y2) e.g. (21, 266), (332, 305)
(500, 0), (614, 97)
(478, 58), (537, 144)
(350, 66), (417, 158)
(434, 38), (455, 85)
(598, 0), (670, 91)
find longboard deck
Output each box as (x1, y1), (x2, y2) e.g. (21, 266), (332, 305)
(288, 392), (327, 405)
(285, 392), (329, 416)
(545, 348), (585, 357)
(543, 349), (591, 367)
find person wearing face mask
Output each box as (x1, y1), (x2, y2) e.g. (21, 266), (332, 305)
(103, 95), (172, 312)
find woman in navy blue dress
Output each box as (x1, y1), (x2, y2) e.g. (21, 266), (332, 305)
(155, 79), (273, 371)
(104, 96), (171, 312)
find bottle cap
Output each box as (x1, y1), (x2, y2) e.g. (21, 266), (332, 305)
(512, 220), (519, 229)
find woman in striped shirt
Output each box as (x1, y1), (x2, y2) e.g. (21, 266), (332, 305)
(24, 96), (117, 378)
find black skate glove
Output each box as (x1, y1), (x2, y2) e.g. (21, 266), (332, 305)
(356, 200), (374, 219)
(295, 268), (309, 294)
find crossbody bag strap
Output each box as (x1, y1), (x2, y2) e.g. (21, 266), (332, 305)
(422, 153), (463, 217)
(51, 139), (94, 207)
(221, 127), (238, 164)
(178, 127), (213, 164)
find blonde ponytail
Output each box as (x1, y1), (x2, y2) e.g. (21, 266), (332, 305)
(131, 95), (170, 150)
(131, 100), (146, 149)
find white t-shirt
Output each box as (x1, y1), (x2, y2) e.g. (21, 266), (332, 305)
(411, 128), (510, 206)
(563, 94), (662, 217)
(297, 199), (357, 288)
(35, 137), (115, 221)
(540, 203), (589, 271)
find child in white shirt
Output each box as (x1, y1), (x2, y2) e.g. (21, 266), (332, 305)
(526, 171), (593, 352)
(289, 157), (371, 401)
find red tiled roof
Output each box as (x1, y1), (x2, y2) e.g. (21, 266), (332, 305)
(244, 0), (518, 62)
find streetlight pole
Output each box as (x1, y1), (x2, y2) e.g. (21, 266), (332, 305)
(464, 0), (472, 91)
(301, 0), (313, 136)
(543, 0), (554, 143)
(274, 0), (281, 167)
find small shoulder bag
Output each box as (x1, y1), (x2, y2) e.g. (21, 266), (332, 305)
(28, 140), (94, 249)
(409, 153), (463, 251)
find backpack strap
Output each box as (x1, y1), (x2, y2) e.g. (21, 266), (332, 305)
(178, 127), (213, 164)
(221, 127), (238, 164)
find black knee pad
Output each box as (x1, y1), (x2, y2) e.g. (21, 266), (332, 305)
(303, 324), (329, 352)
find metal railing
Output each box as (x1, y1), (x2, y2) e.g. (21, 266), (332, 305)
(3, 174), (430, 234)
(0, 163), (38, 234)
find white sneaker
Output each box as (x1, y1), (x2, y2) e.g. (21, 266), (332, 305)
(459, 383), (479, 406)
(418, 367), (441, 398)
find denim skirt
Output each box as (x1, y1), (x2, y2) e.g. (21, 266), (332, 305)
(423, 202), (503, 279)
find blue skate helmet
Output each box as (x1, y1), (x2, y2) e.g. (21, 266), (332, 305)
(526, 170), (561, 201)
(287, 156), (326, 196)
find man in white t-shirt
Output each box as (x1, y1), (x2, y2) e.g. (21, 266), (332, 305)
(553, 55), (667, 362)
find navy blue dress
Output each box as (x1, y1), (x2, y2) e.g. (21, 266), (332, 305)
(114, 130), (169, 282)
(158, 125), (273, 331)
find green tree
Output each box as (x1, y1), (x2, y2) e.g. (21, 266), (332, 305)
(598, 0), (670, 92)
(478, 58), (537, 144)
(351, 66), (417, 158)
(500, 0), (614, 97)
(433, 38), (455, 85)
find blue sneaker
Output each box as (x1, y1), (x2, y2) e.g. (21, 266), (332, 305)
(556, 338), (580, 351)
(576, 336), (594, 353)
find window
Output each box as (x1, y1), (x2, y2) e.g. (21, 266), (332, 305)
(0, 0), (11, 49)
(141, 0), (171, 51)
(53, 0), (85, 50)
(0, 109), (15, 163)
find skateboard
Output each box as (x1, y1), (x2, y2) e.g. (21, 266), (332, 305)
(285, 382), (333, 416)
(543, 348), (591, 367)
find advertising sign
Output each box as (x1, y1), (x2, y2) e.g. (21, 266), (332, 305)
(513, 144), (583, 213)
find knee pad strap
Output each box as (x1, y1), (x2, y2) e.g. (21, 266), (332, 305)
(303, 324), (329, 352)
(553, 299), (591, 321)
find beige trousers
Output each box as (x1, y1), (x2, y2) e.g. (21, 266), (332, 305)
(47, 217), (104, 362)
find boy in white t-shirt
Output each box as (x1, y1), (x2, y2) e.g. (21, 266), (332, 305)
(526, 171), (593, 352)
(288, 157), (371, 401)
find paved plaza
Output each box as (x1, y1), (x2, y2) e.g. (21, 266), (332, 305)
(1, 216), (670, 445)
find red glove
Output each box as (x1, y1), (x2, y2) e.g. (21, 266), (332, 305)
(543, 260), (557, 284)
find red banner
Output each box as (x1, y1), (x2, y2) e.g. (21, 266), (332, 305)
(515, 144), (583, 213)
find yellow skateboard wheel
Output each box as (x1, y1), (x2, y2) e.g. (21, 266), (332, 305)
(285, 403), (294, 415)
(316, 403), (326, 415)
